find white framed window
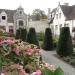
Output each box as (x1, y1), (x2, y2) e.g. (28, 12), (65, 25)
(56, 14), (58, 19)
(60, 24), (62, 28)
(59, 13), (61, 18)
(64, 24), (69, 27)
(55, 25), (58, 30)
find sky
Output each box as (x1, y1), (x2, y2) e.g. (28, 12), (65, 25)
(0, 0), (75, 15)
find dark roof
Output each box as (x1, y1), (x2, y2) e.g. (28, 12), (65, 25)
(60, 5), (75, 20)
(0, 9), (16, 23)
(51, 8), (57, 14)
(67, 5), (75, 20)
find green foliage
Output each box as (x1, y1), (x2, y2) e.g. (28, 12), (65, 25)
(54, 67), (64, 75)
(32, 9), (47, 20)
(20, 29), (27, 41)
(37, 32), (44, 41)
(42, 67), (64, 75)
(26, 28), (39, 46)
(70, 59), (75, 67)
(43, 28), (53, 50)
(42, 68), (53, 75)
(15, 28), (27, 41)
(53, 38), (58, 48)
(15, 29), (20, 39)
(57, 27), (73, 57)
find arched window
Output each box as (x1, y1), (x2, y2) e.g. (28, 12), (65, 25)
(19, 20), (24, 26)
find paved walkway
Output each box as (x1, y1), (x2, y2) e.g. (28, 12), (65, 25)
(41, 50), (75, 75)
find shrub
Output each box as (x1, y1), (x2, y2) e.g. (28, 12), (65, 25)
(15, 29), (20, 39)
(26, 28), (39, 46)
(53, 37), (58, 48)
(43, 28), (53, 50)
(70, 59), (75, 67)
(37, 32), (44, 41)
(57, 27), (73, 57)
(20, 29), (27, 41)
(15, 28), (27, 41)
(54, 67), (64, 75)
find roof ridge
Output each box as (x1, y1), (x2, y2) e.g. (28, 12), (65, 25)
(0, 8), (16, 11)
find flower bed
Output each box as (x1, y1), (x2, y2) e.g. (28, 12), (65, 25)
(0, 38), (64, 75)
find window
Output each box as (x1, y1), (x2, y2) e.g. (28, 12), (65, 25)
(55, 25), (58, 30)
(2, 16), (6, 20)
(51, 14), (52, 18)
(56, 14), (58, 19)
(64, 24), (69, 27)
(60, 24), (62, 28)
(9, 26), (13, 34)
(59, 13), (61, 18)
(20, 11), (22, 14)
(19, 20), (24, 26)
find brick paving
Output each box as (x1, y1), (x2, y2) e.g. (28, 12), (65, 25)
(41, 50), (75, 75)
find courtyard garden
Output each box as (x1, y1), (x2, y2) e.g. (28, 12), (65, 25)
(0, 28), (64, 75)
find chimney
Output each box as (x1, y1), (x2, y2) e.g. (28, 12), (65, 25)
(48, 8), (51, 14)
(64, 3), (69, 6)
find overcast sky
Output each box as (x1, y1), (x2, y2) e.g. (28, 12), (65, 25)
(0, 0), (75, 14)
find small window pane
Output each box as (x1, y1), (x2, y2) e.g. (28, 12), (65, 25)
(19, 20), (23, 26)
(59, 13), (61, 18)
(55, 25), (58, 30)
(2, 16), (6, 20)
(56, 14), (58, 19)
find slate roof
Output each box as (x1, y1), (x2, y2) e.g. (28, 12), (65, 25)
(51, 8), (57, 14)
(60, 5), (75, 20)
(0, 9), (16, 23)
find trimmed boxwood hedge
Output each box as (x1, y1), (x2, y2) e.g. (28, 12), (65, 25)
(26, 28), (39, 46)
(43, 28), (53, 50)
(57, 27), (73, 57)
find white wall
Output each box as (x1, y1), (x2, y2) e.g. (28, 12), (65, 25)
(53, 6), (66, 36)
(0, 11), (14, 32)
(28, 20), (49, 33)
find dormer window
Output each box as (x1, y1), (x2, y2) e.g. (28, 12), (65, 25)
(20, 11), (22, 14)
(2, 16), (6, 20)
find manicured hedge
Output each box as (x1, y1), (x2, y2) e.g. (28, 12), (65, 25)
(43, 28), (53, 50)
(15, 28), (27, 41)
(57, 27), (73, 57)
(26, 28), (39, 46)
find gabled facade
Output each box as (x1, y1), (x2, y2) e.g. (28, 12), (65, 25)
(0, 6), (27, 34)
(49, 3), (75, 38)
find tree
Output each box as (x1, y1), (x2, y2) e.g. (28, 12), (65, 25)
(32, 9), (47, 20)
(57, 27), (73, 57)
(43, 28), (53, 50)
(26, 28), (39, 46)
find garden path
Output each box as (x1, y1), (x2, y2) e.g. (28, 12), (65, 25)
(41, 50), (75, 75)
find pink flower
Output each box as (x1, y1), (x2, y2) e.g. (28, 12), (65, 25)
(18, 65), (26, 75)
(13, 48), (20, 55)
(26, 49), (33, 56)
(0, 39), (15, 46)
(6, 39), (15, 45)
(31, 70), (41, 75)
(36, 70), (41, 75)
